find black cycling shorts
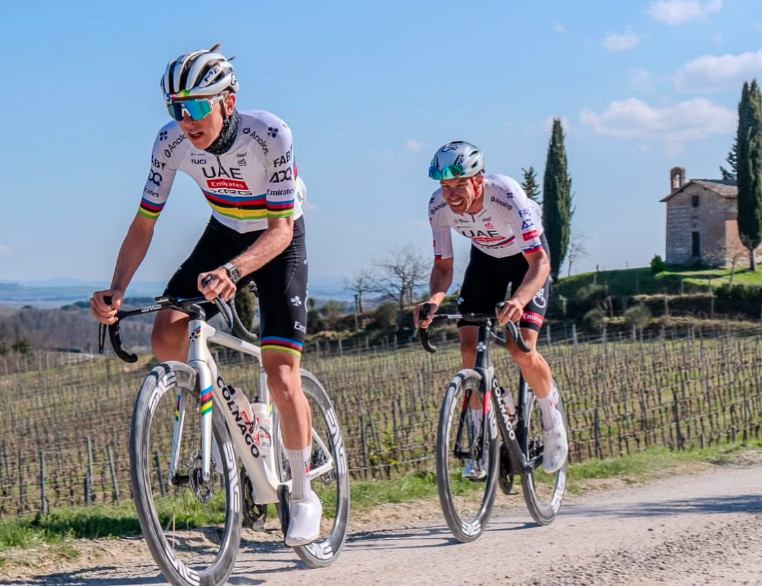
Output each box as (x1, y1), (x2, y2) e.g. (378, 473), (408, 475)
(164, 216), (309, 356)
(457, 235), (551, 332)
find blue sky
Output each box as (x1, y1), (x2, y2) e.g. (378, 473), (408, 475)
(1, 0), (761, 293)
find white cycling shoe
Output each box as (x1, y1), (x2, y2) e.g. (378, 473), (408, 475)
(462, 457), (488, 481)
(285, 490), (322, 547)
(542, 416), (569, 473)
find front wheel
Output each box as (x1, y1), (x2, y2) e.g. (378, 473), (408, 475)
(520, 387), (567, 525)
(273, 370), (350, 568)
(436, 369), (499, 542)
(130, 362), (242, 586)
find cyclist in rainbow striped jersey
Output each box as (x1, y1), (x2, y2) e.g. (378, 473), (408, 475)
(91, 44), (321, 546)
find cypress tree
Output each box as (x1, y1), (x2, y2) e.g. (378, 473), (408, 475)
(542, 118), (573, 282)
(737, 80), (762, 271)
(720, 139), (738, 181)
(521, 166), (542, 204)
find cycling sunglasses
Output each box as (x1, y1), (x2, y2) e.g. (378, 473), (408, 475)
(429, 164), (466, 181)
(165, 94), (225, 121)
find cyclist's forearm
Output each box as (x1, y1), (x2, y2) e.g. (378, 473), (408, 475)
(110, 215), (155, 291)
(429, 260), (453, 305)
(233, 217), (293, 276)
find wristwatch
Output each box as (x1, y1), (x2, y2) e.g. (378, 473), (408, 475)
(223, 262), (242, 284)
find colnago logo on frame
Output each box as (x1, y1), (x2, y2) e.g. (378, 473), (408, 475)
(220, 383), (260, 458)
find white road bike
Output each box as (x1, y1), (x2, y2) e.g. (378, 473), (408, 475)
(99, 289), (349, 586)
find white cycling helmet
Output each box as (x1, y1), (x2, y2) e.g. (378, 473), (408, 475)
(161, 44), (239, 101)
(428, 141), (485, 180)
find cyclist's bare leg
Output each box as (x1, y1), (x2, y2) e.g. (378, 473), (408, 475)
(152, 309), (190, 362)
(458, 326), (482, 411)
(262, 350), (312, 450)
(263, 350), (320, 545)
(507, 328), (552, 399)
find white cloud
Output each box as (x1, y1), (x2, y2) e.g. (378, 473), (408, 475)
(629, 68), (655, 92)
(648, 0), (722, 25)
(675, 50), (762, 92)
(553, 23), (566, 34)
(603, 30), (641, 51)
(0, 245), (9, 254)
(580, 98), (735, 145)
(405, 139), (425, 151)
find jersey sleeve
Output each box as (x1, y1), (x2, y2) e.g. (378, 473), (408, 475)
(429, 192), (454, 261)
(138, 123), (181, 221)
(501, 176), (544, 254)
(264, 120), (297, 219)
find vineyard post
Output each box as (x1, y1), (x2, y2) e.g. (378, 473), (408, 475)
(359, 413), (368, 479)
(40, 449), (46, 516)
(108, 444), (120, 504)
(87, 436), (95, 503)
(672, 389), (683, 451)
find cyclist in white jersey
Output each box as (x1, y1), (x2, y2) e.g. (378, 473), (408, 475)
(414, 141), (568, 478)
(90, 45), (321, 545)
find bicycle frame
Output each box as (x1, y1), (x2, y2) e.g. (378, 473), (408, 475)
(179, 317), (282, 503)
(174, 315), (338, 505)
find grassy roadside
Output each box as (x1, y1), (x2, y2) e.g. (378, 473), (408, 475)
(1, 442), (760, 566)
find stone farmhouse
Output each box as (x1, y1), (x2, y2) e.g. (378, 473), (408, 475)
(661, 166), (761, 268)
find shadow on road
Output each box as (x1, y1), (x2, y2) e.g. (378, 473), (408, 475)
(563, 493), (762, 518)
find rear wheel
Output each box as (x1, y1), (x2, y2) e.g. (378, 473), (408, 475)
(273, 370), (350, 567)
(130, 362), (241, 586)
(520, 388), (567, 525)
(436, 369), (499, 542)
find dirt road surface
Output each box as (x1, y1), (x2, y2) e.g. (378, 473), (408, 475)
(3, 454), (761, 586)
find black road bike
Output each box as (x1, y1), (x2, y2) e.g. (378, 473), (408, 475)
(417, 303), (567, 542)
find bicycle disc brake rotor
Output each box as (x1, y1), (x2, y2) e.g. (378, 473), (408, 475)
(188, 450), (215, 504)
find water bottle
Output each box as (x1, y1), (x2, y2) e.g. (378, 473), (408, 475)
(251, 398), (272, 449)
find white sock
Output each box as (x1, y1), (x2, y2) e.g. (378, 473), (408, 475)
(537, 384), (561, 431)
(285, 446), (313, 501)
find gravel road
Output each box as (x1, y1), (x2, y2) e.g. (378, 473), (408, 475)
(4, 455), (761, 586)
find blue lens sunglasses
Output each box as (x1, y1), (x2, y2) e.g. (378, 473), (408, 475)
(165, 94), (225, 122)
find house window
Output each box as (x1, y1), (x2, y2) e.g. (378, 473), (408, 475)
(692, 231), (700, 257)
(692, 195), (700, 207)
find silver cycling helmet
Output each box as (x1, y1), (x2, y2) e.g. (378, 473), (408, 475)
(428, 141), (485, 180)
(161, 43), (239, 101)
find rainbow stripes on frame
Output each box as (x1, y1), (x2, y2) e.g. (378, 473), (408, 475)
(261, 336), (304, 357)
(201, 386), (213, 416)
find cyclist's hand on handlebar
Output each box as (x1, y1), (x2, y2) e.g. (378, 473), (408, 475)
(198, 268), (236, 302)
(91, 289), (123, 325)
(496, 297), (523, 326)
(414, 301), (438, 329)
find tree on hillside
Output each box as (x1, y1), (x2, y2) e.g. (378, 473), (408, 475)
(736, 79), (762, 271)
(566, 229), (589, 277)
(344, 268), (374, 313)
(521, 166), (542, 204)
(542, 118), (573, 282)
(371, 244), (429, 328)
(720, 138), (738, 181)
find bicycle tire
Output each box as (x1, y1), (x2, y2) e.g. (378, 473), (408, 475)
(520, 389), (568, 525)
(130, 362), (242, 586)
(436, 369), (499, 542)
(273, 369), (350, 567)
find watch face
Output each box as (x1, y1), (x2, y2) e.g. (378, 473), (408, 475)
(226, 263), (241, 283)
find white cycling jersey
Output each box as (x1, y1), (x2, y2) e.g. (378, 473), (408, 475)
(139, 109), (304, 233)
(428, 173), (543, 260)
